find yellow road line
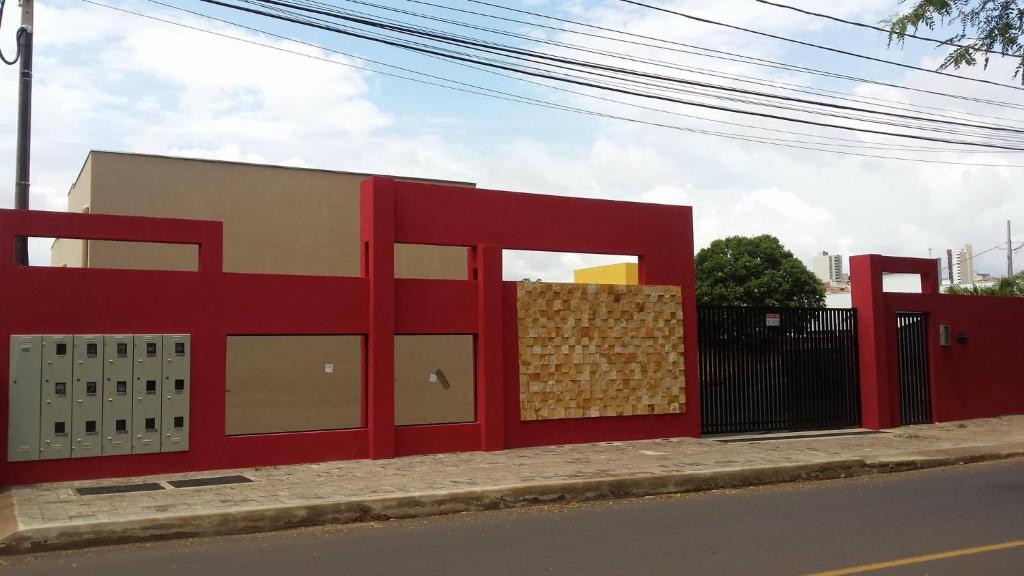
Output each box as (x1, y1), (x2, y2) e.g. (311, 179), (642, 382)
(807, 539), (1024, 575)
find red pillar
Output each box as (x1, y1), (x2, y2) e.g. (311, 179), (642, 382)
(638, 222), (700, 438)
(361, 177), (396, 459)
(850, 255), (898, 429)
(475, 245), (504, 451)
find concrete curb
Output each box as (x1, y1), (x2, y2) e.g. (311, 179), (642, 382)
(2, 446), (1022, 555)
(864, 443), (1024, 471)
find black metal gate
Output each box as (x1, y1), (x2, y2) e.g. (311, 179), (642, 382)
(896, 312), (932, 425)
(698, 307), (861, 435)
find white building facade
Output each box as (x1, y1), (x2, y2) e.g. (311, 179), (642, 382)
(951, 244), (974, 285)
(812, 251), (844, 285)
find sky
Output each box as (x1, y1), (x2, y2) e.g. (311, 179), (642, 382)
(0, 0), (1022, 281)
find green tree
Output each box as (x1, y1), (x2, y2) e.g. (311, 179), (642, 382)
(946, 271), (1024, 295)
(696, 235), (825, 307)
(887, 1), (1024, 81)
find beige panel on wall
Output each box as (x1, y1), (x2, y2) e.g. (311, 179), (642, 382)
(88, 241), (199, 271)
(517, 282), (685, 421)
(395, 335), (475, 426)
(226, 335), (362, 435)
(395, 244), (468, 280)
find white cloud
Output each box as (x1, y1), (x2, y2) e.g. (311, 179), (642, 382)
(735, 188), (830, 225)
(641, 184), (691, 205)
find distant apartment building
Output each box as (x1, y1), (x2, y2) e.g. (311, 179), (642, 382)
(951, 244), (975, 285)
(812, 251), (844, 285)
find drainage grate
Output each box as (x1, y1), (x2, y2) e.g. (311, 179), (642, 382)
(76, 483), (165, 496)
(167, 475), (252, 488)
(716, 430), (884, 443)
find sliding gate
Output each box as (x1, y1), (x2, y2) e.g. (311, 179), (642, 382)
(698, 307), (861, 435)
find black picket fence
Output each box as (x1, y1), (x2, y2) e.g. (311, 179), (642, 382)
(698, 306), (862, 435)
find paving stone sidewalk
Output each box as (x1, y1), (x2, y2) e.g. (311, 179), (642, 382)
(3, 416), (1023, 553)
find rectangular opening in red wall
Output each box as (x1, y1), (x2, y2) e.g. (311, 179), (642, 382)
(882, 273), (923, 293)
(502, 250), (638, 283)
(29, 237), (199, 272)
(22, 237), (54, 267)
(394, 243), (469, 280)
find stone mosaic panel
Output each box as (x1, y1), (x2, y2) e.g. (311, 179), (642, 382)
(517, 282), (685, 420)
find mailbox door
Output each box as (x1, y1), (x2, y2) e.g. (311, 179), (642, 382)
(161, 334), (190, 452)
(102, 335), (133, 456)
(40, 335), (73, 459)
(8, 335), (41, 462)
(72, 335), (103, 458)
(132, 335), (163, 454)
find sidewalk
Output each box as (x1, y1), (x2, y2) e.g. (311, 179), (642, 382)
(2, 416), (1023, 554)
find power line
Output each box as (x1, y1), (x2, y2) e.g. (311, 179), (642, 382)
(962, 243), (1002, 263)
(425, 47), (1024, 153)
(139, 0), (1010, 152)
(753, 0), (1015, 57)
(82, 0), (1024, 168)
(447, 71), (1016, 153)
(452, 0), (1024, 109)
(454, 0), (1024, 110)
(325, 8), (1019, 153)
(939, 243), (1003, 275)
(327, 0), (1024, 130)
(235, 0), (1024, 145)
(215, 0), (1024, 149)
(210, 1), (1024, 152)
(265, 0), (1024, 137)
(287, 0), (1024, 144)
(618, 0), (1024, 91)
(943, 236), (1024, 274)
(83, 0), (605, 111)
(73, 0), (910, 153)
(0, 0), (25, 65)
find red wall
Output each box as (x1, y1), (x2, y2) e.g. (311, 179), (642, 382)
(8, 192), (1021, 486)
(0, 176), (699, 485)
(894, 292), (1024, 423)
(852, 255), (1024, 428)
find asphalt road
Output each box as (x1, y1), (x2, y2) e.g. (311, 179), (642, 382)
(2, 459), (1023, 575)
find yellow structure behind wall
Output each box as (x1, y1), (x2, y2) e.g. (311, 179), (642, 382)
(573, 262), (638, 285)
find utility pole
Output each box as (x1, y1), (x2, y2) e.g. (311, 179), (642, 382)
(13, 0), (33, 265)
(1008, 220), (1014, 278)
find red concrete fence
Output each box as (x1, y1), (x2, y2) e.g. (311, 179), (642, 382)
(0, 177), (699, 485)
(851, 254), (1024, 429)
(4, 178), (1023, 487)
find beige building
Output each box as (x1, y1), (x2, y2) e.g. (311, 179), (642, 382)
(52, 151), (470, 278)
(53, 151), (476, 435)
